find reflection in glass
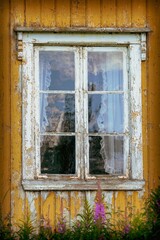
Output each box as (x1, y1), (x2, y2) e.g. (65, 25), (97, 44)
(41, 136), (75, 174)
(39, 51), (75, 91)
(89, 136), (124, 174)
(88, 94), (124, 133)
(88, 52), (123, 91)
(40, 94), (75, 132)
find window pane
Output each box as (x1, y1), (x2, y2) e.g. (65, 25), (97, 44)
(88, 52), (123, 91)
(40, 93), (75, 132)
(41, 136), (75, 174)
(89, 136), (124, 175)
(88, 94), (124, 133)
(39, 51), (75, 90)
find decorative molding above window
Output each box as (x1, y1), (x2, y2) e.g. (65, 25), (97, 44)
(16, 30), (147, 191)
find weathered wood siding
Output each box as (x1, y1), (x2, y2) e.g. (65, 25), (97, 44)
(0, 0), (160, 229)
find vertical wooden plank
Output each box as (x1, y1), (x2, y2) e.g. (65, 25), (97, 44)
(40, 0), (55, 27)
(71, 0), (86, 26)
(55, 0), (71, 27)
(10, 0), (25, 227)
(132, 191), (144, 215)
(126, 191), (133, 221)
(70, 192), (83, 221)
(86, 191), (96, 207)
(25, 0), (41, 26)
(114, 191), (126, 223)
(55, 192), (70, 227)
(11, 190), (25, 230)
(86, 0), (101, 27)
(142, 60), (149, 196)
(131, 0), (146, 27)
(0, 21), (2, 210)
(25, 192), (41, 228)
(103, 191), (114, 219)
(41, 192), (56, 229)
(0, 0), (11, 218)
(0, 0), (3, 207)
(101, 0), (116, 27)
(116, 0), (132, 27)
(62, 192), (70, 227)
(147, 0), (160, 189)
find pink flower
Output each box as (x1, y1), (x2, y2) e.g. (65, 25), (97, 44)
(124, 224), (130, 234)
(94, 202), (106, 224)
(94, 181), (106, 225)
(57, 220), (66, 233)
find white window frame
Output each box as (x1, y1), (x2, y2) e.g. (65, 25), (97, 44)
(18, 32), (146, 190)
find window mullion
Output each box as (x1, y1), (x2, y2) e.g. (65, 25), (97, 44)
(82, 47), (89, 179)
(34, 47), (41, 177)
(123, 48), (130, 177)
(75, 47), (83, 179)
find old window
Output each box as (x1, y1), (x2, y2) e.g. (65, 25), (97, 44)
(18, 31), (146, 190)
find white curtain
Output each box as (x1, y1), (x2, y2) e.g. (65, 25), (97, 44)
(97, 67), (123, 174)
(39, 56), (51, 132)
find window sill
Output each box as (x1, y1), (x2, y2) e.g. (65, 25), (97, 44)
(22, 179), (145, 191)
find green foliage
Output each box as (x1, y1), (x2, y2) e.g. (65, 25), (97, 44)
(16, 216), (35, 240)
(68, 198), (112, 239)
(76, 199), (94, 230)
(145, 184), (160, 239)
(35, 225), (53, 240)
(0, 215), (15, 240)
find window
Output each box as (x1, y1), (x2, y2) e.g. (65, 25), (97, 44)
(19, 31), (146, 190)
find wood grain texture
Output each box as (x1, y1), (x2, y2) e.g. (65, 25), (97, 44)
(41, 191), (56, 228)
(101, 0), (116, 27)
(71, 0), (86, 26)
(116, 0), (132, 27)
(131, 0), (147, 27)
(25, 0), (41, 26)
(10, 0), (25, 227)
(55, 0), (71, 27)
(0, 0), (11, 218)
(40, 0), (55, 27)
(86, 0), (101, 27)
(147, 0), (160, 189)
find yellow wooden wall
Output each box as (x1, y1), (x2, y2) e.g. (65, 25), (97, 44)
(0, 0), (160, 229)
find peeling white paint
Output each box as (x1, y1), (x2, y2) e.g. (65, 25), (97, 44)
(104, 191), (113, 214)
(138, 189), (145, 199)
(41, 192), (49, 201)
(26, 192), (38, 225)
(127, 191), (133, 197)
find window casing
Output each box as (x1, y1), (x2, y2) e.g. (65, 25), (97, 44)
(20, 32), (145, 190)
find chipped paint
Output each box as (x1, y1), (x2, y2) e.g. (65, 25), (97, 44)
(131, 111), (140, 119)
(26, 192), (38, 222)
(104, 191), (113, 214)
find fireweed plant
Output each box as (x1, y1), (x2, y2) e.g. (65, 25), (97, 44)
(94, 181), (106, 226)
(0, 182), (160, 239)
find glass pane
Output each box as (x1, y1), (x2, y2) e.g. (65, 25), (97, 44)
(39, 51), (75, 90)
(88, 94), (124, 133)
(40, 93), (75, 132)
(88, 52), (123, 91)
(89, 136), (124, 175)
(41, 136), (75, 174)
